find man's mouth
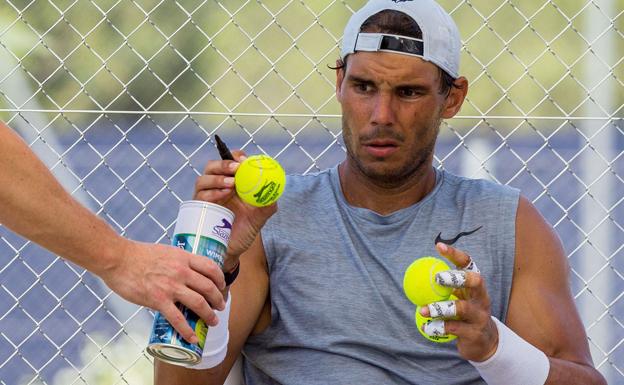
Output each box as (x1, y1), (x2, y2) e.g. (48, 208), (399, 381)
(362, 139), (399, 157)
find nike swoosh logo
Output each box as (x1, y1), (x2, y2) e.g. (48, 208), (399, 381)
(435, 226), (483, 246)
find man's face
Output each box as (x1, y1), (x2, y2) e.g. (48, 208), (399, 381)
(336, 52), (463, 187)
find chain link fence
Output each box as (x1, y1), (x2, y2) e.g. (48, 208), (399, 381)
(0, 0), (622, 384)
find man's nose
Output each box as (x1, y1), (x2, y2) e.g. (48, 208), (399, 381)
(371, 92), (395, 126)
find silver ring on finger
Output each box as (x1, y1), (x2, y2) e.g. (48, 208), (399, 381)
(463, 255), (480, 274)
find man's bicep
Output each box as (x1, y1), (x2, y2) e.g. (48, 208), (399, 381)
(154, 234), (270, 385)
(506, 196), (593, 365)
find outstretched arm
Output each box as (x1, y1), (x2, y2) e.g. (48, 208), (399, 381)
(0, 121), (226, 343)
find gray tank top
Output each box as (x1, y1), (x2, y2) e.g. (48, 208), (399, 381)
(243, 166), (519, 385)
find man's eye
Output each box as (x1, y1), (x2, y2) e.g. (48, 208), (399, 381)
(399, 88), (419, 97)
(355, 83), (372, 92)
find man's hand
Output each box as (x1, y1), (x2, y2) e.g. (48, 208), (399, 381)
(420, 242), (499, 362)
(194, 151), (276, 271)
(0, 121), (231, 345)
(98, 239), (227, 344)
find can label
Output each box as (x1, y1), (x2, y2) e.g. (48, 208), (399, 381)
(149, 305), (207, 353)
(173, 233), (228, 268)
(147, 201), (234, 366)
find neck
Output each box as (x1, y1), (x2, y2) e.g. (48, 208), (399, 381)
(338, 160), (437, 215)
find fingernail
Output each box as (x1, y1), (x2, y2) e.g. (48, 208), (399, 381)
(224, 177), (234, 186)
(229, 162), (240, 171)
(437, 243), (448, 253)
(239, 155), (247, 161)
(419, 307), (429, 317)
(189, 335), (199, 344)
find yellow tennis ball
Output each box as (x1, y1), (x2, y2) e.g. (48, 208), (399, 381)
(415, 294), (458, 343)
(235, 155), (286, 207)
(403, 256), (453, 306)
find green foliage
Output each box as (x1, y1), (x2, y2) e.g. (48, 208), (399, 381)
(1, 0), (621, 128)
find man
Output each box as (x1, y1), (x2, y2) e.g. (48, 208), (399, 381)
(155, 0), (606, 383)
(0, 121), (227, 344)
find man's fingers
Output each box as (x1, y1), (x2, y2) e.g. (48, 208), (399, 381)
(201, 149), (246, 175)
(186, 270), (226, 311)
(194, 174), (236, 201)
(194, 189), (234, 204)
(202, 159), (240, 175)
(436, 242), (472, 269)
(230, 150), (246, 162)
(421, 298), (466, 319)
(420, 306), (486, 338)
(187, 253), (226, 290)
(463, 258), (480, 274)
(435, 270), (489, 306)
(421, 298), (486, 321)
(435, 270), (482, 289)
(195, 174), (235, 191)
(175, 288), (219, 328)
(421, 319), (448, 338)
(421, 318), (489, 340)
(450, 270), (488, 302)
(435, 270), (466, 288)
(426, 299), (457, 318)
(159, 303), (198, 344)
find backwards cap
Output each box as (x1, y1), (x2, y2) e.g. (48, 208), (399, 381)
(341, 0), (461, 78)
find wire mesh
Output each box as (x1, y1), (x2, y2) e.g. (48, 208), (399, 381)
(0, 0), (622, 384)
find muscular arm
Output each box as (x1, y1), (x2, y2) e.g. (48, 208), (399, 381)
(0, 122), (227, 342)
(155, 234), (270, 385)
(507, 196), (605, 384)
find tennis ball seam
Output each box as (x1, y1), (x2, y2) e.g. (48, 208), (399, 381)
(403, 256), (453, 307)
(236, 157), (264, 194)
(429, 260), (449, 298)
(234, 155), (286, 207)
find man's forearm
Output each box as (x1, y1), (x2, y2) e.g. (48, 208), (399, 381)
(1, 122), (232, 343)
(0, 122), (125, 274)
(545, 357), (606, 385)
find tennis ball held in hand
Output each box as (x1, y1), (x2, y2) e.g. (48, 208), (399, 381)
(234, 155), (286, 207)
(415, 294), (458, 343)
(403, 256), (453, 307)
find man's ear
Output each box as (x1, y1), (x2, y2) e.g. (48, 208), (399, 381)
(335, 60), (345, 102)
(442, 76), (468, 119)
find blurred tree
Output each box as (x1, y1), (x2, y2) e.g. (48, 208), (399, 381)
(0, 0), (621, 130)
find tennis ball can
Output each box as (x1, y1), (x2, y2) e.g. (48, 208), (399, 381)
(147, 200), (234, 366)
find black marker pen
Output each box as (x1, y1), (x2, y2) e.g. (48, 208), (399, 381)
(214, 134), (234, 161)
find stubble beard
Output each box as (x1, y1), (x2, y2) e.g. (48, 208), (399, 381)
(343, 117), (440, 189)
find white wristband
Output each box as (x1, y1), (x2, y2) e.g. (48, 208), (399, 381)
(186, 294), (231, 370)
(469, 317), (550, 385)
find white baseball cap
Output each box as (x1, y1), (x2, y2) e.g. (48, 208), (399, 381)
(341, 0), (461, 78)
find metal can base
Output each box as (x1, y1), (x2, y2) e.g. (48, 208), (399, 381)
(147, 343), (201, 366)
